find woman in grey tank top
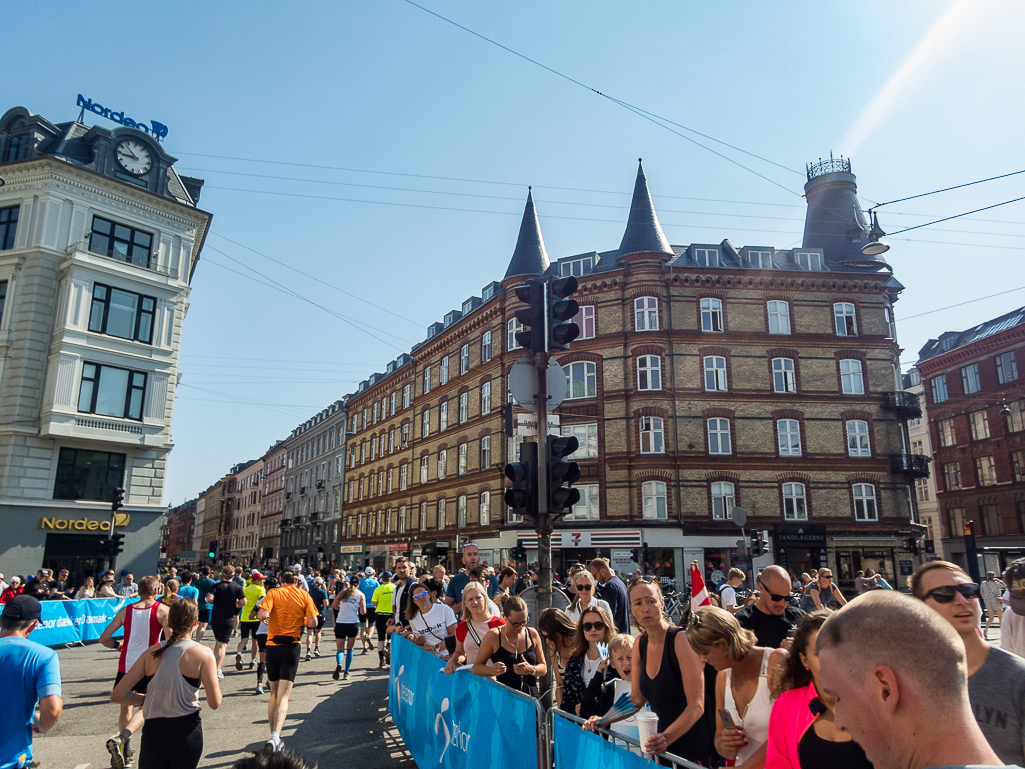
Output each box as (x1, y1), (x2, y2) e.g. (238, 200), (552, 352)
(112, 600), (223, 769)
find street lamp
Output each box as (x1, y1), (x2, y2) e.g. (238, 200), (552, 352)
(861, 209), (890, 256)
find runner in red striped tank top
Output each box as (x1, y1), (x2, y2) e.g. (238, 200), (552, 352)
(99, 576), (169, 769)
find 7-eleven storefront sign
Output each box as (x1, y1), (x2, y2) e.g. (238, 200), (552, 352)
(516, 530), (642, 549)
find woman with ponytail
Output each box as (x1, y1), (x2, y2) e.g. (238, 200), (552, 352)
(112, 600), (222, 769)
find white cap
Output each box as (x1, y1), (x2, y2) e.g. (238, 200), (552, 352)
(364, 567), (376, 576)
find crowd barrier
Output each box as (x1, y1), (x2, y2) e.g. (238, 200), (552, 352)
(388, 635), (707, 769)
(3, 597), (136, 647)
(388, 634), (545, 769)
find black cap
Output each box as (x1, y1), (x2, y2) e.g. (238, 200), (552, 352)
(381, 571), (393, 579)
(2, 595), (42, 621)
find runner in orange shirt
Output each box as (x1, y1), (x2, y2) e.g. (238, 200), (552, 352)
(257, 571), (318, 752)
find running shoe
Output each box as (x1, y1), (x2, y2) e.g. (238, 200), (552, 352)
(361, 648), (368, 655)
(305, 652), (312, 662)
(255, 683), (266, 694)
(235, 653), (244, 671)
(313, 647), (321, 658)
(342, 671), (349, 680)
(216, 670), (224, 679)
(105, 735), (127, 769)
(248, 660), (256, 670)
(333, 664), (342, 680)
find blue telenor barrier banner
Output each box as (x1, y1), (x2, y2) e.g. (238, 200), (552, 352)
(7, 598), (135, 647)
(552, 711), (654, 769)
(389, 634), (539, 769)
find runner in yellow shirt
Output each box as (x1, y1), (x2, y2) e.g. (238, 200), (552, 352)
(236, 571), (266, 671)
(371, 571), (396, 668)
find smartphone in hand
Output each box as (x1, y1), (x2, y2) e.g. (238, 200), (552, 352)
(718, 708), (738, 731)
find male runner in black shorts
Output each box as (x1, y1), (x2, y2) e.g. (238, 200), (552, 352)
(205, 568), (245, 679)
(258, 570), (318, 752)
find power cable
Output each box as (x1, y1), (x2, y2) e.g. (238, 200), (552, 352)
(896, 285), (1025, 321)
(887, 196), (1025, 236)
(870, 169), (1025, 210)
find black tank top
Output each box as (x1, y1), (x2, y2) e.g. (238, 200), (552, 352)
(638, 627), (715, 762)
(490, 627), (539, 696)
(798, 720), (874, 769)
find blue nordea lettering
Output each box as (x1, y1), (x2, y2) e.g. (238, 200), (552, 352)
(76, 95), (169, 138)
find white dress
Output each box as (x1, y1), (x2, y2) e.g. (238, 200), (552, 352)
(724, 648), (774, 764)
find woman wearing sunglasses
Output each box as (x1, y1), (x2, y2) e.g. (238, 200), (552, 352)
(686, 606), (787, 769)
(404, 577), (457, 658)
(566, 570), (613, 626)
(473, 596), (546, 696)
(97, 574), (119, 598)
(561, 606), (616, 717)
(444, 581), (505, 674)
(807, 570), (846, 611)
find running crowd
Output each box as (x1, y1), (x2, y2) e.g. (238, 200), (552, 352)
(1, 550), (1025, 769)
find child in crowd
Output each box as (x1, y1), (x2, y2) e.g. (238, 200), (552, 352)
(581, 634), (634, 720)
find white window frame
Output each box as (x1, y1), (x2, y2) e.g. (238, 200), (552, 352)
(772, 358), (796, 393)
(458, 443), (467, 475)
(419, 456), (429, 485)
(439, 401), (448, 432)
(700, 298), (724, 332)
(422, 408), (431, 438)
(458, 392), (469, 423)
(703, 356), (728, 392)
(834, 303), (857, 336)
(565, 361), (597, 400)
(634, 297), (659, 331)
(962, 364), (981, 394)
(481, 381), (492, 413)
(561, 422), (598, 458)
(642, 481), (668, 520)
(711, 481), (735, 520)
(566, 484), (599, 521)
(480, 435), (491, 468)
(707, 418), (732, 455)
(846, 419), (871, 457)
(402, 384), (411, 409)
(457, 495), (467, 528)
(694, 247), (719, 267)
(508, 317), (523, 350)
(795, 251), (823, 270)
(437, 449), (447, 480)
(747, 250), (772, 268)
(637, 355), (662, 391)
(574, 305), (596, 340)
(481, 331), (493, 362)
(460, 344), (470, 375)
(639, 416), (665, 454)
(777, 419), (802, 456)
(782, 482), (808, 521)
(437, 498), (446, 530)
(767, 300), (791, 334)
(840, 359), (865, 395)
(423, 366), (432, 394)
(479, 491), (490, 525)
(969, 410), (990, 441)
(853, 484), (878, 521)
(439, 356), (449, 385)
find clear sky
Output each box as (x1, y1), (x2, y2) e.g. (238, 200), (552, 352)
(6, 1), (1023, 505)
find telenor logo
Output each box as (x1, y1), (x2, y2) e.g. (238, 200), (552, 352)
(434, 698), (470, 764)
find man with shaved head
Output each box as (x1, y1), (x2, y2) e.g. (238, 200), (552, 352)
(733, 564), (803, 648)
(816, 591), (1009, 769)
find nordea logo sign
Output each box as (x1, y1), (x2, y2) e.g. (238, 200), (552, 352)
(40, 514), (130, 531)
(76, 94), (168, 139)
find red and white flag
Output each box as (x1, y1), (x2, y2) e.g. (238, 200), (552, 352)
(690, 562), (711, 613)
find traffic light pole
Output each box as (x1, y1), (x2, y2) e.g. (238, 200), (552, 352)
(534, 343), (553, 615)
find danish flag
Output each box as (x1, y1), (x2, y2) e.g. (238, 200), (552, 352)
(690, 561), (712, 613)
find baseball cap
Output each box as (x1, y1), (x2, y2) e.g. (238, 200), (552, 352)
(2, 595), (41, 621)
(364, 567), (375, 577)
(381, 571), (393, 579)
(251, 571), (266, 579)
(1003, 559), (1025, 616)
(314, 577), (324, 585)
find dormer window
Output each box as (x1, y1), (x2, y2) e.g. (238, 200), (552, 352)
(747, 250), (772, 268)
(795, 251), (823, 270)
(560, 256), (594, 277)
(694, 248), (719, 267)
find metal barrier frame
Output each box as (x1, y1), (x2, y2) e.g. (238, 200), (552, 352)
(547, 707), (707, 769)
(493, 678), (550, 769)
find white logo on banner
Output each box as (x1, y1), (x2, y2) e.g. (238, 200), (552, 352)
(394, 665), (414, 714)
(434, 697), (471, 764)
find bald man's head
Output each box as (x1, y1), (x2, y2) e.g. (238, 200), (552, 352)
(755, 565), (793, 616)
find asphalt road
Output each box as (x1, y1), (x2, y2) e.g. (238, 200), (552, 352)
(32, 628), (414, 769)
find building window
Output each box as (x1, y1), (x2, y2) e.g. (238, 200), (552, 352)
(398, 507), (407, 533)
(565, 361), (597, 400)
(700, 298), (723, 332)
(635, 297), (659, 331)
(639, 417), (664, 454)
(980, 504), (1002, 536)
(419, 503), (427, 531)
(561, 256), (594, 277)
(853, 484), (878, 521)
(458, 443), (467, 475)
(711, 481), (735, 520)
(938, 418), (956, 447)
(390, 392), (397, 415)
(439, 356), (449, 385)
(479, 491), (491, 525)
(996, 351), (1018, 384)
(78, 363), (146, 420)
(916, 477), (929, 502)
(834, 303), (857, 336)
(931, 376), (949, 404)
(703, 356), (728, 392)
(439, 401), (448, 432)
(845, 419), (871, 457)
(767, 301), (790, 334)
(567, 484), (600, 521)
(419, 456), (429, 484)
(370, 438), (378, 460)
(1012, 450), (1025, 482)
(460, 344), (470, 375)
(481, 381), (492, 413)
(53, 447), (125, 502)
(777, 419), (802, 456)
(795, 252), (823, 271)
(0, 206), (19, 251)
(961, 364), (981, 394)
(386, 470), (393, 494)
(362, 409), (368, 430)
(399, 464), (408, 490)
(694, 247), (719, 267)
(400, 424), (410, 448)
(839, 359), (864, 394)
(0, 280), (6, 327)
(481, 331), (493, 362)
(1007, 401), (1025, 432)
(89, 216), (152, 268)
(782, 482), (808, 521)
(772, 358), (796, 393)
(422, 408), (431, 438)
(637, 355), (662, 391)
(88, 284), (156, 344)
(642, 481), (668, 519)
(373, 403), (379, 424)
(437, 449), (447, 480)
(747, 250), (772, 268)
(707, 418), (732, 455)
(480, 435), (491, 468)
(562, 423), (598, 458)
(976, 456), (996, 486)
(457, 495), (467, 528)
(459, 392), (469, 423)
(402, 384), (411, 408)
(388, 429), (395, 453)
(574, 305), (596, 340)
(423, 366), (432, 394)
(508, 317), (523, 350)
(969, 410), (990, 441)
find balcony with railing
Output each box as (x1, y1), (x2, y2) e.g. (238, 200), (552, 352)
(891, 453), (931, 479)
(882, 391), (922, 420)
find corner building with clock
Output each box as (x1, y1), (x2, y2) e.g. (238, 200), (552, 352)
(0, 106), (211, 580)
(334, 157), (929, 593)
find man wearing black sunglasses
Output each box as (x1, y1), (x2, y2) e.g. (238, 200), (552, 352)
(911, 560), (1025, 765)
(734, 564), (804, 649)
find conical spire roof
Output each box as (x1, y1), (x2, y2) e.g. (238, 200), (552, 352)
(616, 159), (673, 260)
(504, 188), (550, 280)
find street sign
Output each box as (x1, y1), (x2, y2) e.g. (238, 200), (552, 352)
(516, 413), (560, 436)
(731, 506), (747, 528)
(508, 356), (566, 412)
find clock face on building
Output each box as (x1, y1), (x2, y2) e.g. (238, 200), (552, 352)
(115, 140), (153, 175)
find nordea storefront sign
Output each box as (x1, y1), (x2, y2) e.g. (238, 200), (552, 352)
(40, 514), (130, 531)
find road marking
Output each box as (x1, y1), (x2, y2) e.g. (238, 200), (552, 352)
(72, 763), (90, 769)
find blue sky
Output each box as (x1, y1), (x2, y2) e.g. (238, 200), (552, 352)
(6, 1), (1023, 505)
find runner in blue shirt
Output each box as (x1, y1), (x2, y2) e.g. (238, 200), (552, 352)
(358, 568), (380, 654)
(0, 596), (63, 769)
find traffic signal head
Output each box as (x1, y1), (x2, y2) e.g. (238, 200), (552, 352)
(208, 540), (218, 559)
(547, 276), (580, 351)
(95, 536), (110, 557)
(547, 434), (581, 516)
(112, 487), (125, 512)
(110, 533), (126, 556)
(750, 534), (762, 557)
(513, 280), (546, 353)
(504, 442), (538, 523)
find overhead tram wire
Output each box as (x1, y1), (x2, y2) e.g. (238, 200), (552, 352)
(885, 195), (1025, 237)
(896, 285), (1025, 322)
(395, 0), (804, 196)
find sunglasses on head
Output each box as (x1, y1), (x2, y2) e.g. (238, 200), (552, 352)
(581, 621), (605, 631)
(575, 584), (592, 591)
(923, 583), (980, 603)
(757, 583), (789, 602)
